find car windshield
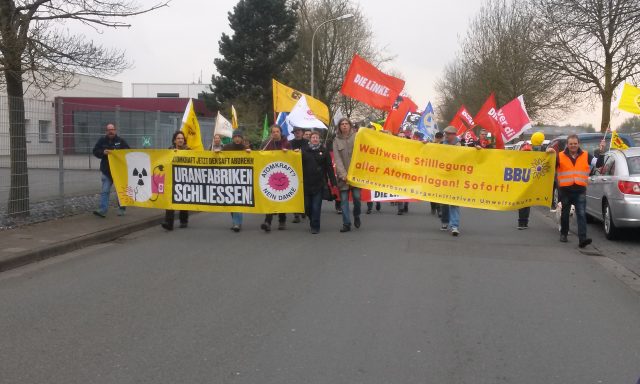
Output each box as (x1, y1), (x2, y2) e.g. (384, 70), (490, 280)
(627, 156), (640, 175)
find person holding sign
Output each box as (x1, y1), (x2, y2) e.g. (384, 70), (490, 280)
(161, 131), (190, 231)
(224, 130), (251, 232)
(260, 124), (291, 232)
(92, 123), (130, 218)
(333, 118), (362, 232)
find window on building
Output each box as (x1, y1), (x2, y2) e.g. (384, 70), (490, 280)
(39, 120), (51, 143)
(157, 93), (180, 98)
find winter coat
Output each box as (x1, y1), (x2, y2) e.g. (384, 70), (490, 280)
(92, 135), (130, 179)
(332, 130), (356, 191)
(261, 138), (291, 151)
(302, 144), (337, 195)
(290, 138), (308, 151)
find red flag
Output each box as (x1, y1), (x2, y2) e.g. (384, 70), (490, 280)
(449, 105), (477, 141)
(340, 54), (406, 111)
(383, 96), (418, 134)
(494, 95), (532, 143)
(474, 93), (505, 149)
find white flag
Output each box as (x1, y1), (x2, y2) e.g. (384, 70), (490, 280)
(332, 106), (345, 127)
(286, 95), (328, 131)
(214, 112), (233, 138)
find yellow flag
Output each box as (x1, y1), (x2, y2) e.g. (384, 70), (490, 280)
(272, 79), (330, 124)
(611, 130), (629, 150)
(371, 122), (383, 131)
(180, 99), (204, 151)
(231, 105), (239, 129)
(618, 83), (640, 115)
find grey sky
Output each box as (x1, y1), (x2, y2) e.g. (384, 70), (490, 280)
(75, 0), (620, 128)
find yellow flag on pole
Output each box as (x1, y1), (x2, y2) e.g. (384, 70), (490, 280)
(618, 83), (640, 115)
(231, 105), (239, 129)
(180, 99), (204, 151)
(272, 79), (330, 124)
(611, 130), (629, 150)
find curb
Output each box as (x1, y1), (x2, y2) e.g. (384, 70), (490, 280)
(0, 214), (164, 273)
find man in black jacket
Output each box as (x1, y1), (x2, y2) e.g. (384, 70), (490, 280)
(92, 123), (130, 217)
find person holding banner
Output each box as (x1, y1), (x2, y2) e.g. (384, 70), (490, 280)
(161, 131), (190, 230)
(440, 126), (464, 236)
(224, 130), (251, 232)
(430, 131), (444, 217)
(92, 123), (130, 218)
(333, 118), (362, 232)
(290, 127), (309, 223)
(260, 124), (291, 232)
(211, 134), (223, 152)
(547, 134), (604, 247)
(302, 131), (337, 234)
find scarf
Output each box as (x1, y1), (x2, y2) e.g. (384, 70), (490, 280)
(309, 142), (322, 151)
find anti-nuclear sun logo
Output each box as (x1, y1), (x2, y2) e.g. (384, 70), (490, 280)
(530, 158), (551, 179)
(259, 162), (299, 202)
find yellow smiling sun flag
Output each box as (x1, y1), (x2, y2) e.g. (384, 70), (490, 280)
(618, 83), (640, 115)
(611, 130), (629, 150)
(272, 79), (330, 124)
(180, 99), (204, 151)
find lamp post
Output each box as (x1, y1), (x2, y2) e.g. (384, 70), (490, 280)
(310, 13), (354, 98)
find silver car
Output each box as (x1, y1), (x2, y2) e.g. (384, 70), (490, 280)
(586, 147), (640, 239)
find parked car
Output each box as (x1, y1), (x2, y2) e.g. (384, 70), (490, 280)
(586, 147), (640, 239)
(549, 133), (637, 208)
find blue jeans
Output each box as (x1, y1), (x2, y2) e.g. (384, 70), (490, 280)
(340, 187), (361, 226)
(99, 173), (121, 213)
(440, 204), (459, 228)
(231, 213), (243, 226)
(304, 191), (323, 230)
(560, 189), (587, 240)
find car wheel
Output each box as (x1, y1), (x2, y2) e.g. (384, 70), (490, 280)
(603, 201), (619, 240)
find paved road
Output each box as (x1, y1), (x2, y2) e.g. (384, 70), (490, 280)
(1, 204), (639, 383)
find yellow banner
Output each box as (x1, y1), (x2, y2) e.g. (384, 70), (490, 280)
(347, 129), (556, 211)
(272, 79), (330, 124)
(109, 149), (304, 213)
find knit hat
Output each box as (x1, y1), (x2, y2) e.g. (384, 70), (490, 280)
(232, 130), (243, 138)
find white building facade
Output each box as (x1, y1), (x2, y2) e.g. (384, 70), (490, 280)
(131, 83), (210, 99)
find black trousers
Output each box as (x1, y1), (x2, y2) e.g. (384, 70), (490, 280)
(164, 210), (188, 227)
(264, 213), (286, 224)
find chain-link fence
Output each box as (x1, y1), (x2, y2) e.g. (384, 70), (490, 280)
(0, 95), (215, 227)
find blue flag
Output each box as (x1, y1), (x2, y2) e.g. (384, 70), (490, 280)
(417, 101), (438, 141)
(276, 112), (290, 138)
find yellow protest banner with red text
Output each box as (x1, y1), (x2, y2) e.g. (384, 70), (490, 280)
(109, 149), (304, 213)
(347, 129), (556, 210)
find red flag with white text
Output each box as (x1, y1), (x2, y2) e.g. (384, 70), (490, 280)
(383, 96), (418, 134)
(494, 95), (532, 143)
(449, 105), (477, 142)
(474, 93), (505, 149)
(341, 54), (406, 111)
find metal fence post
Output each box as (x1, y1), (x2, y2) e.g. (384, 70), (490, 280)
(57, 99), (64, 212)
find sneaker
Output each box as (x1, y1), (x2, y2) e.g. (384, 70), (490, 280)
(292, 215), (301, 223)
(117, 208), (126, 216)
(559, 234), (568, 243)
(354, 216), (361, 228)
(231, 225), (241, 233)
(310, 228), (319, 234)
(261, 223), (271, 232)
(179, 222), (188, 228)
(397, 210), (403, 215)
(278, 222), (286, 230)
(578, 238), (592, 248)
(440, 224), (449, 231)
(366, 208), (372, 214)
(340, 224), (351, 232)
(336, 209), (343, 214)
(93, 210), (106, 218)
(451, 227), (460, 236)
(517, 223), (528, 230)
(161, 222), (173, 231)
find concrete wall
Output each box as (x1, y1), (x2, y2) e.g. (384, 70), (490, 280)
(131, 83), (210, 99)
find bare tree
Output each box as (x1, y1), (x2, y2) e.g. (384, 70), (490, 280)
(533, 0), (640, 131)
(284, 0), (392, 122)
(437, 0), (574, 122)
(0, 0), (168, 217)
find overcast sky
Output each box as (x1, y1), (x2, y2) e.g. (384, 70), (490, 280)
(74, 0), (625, 129)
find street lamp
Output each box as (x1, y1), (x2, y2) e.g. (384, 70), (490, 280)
(310, 13), (354, 97)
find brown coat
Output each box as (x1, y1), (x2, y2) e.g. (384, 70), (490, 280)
(332, 130), (356, 191)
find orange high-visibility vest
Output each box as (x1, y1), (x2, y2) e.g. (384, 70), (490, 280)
(557, 151), (590, 187)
